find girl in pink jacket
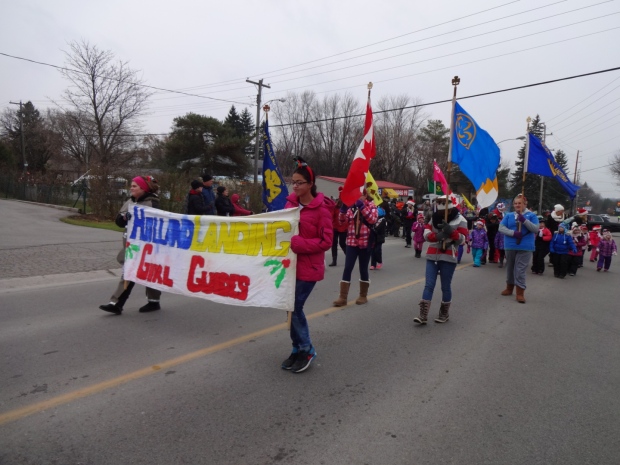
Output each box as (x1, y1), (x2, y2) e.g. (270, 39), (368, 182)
(281, 157), (333, 373)
(411, 213), (426, 258)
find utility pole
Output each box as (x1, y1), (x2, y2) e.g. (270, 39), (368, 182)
(9, 100), (26, 173)
(538, 123), (552, 214)
(246, 78), (271, 184)
(572, 150), (580, 214)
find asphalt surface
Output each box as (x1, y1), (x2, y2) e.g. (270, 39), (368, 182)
(0, 200), (619, 465)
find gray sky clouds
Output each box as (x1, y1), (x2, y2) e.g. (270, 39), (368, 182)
(1, 0), (619, 197)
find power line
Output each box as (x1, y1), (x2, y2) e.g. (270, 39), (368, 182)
(0, 52), (253, 107)
(269, 65), (620, 128)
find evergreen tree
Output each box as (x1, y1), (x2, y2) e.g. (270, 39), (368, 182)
(164, 112), (249, 177)
(509, 115), (545, 211)
(223, 105), (243, 138)
(240, 107), (256, 160)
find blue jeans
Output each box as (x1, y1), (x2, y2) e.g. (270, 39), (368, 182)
(342, 246), (372, 282)
(422, 260), (457, 302)
(290, 280), (316, 352)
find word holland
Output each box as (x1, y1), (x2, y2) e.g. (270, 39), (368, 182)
(129, 207), (291, 257)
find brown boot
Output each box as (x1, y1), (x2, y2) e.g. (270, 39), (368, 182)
(333, 281), (350, 307)
(355, 280), (370, 305)
(516, 286), (526, 304)
(435, 301), (451, 323)
(501, 283), (515, 296)
(414, 299), (431, 325)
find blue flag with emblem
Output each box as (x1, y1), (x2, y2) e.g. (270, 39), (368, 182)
(450, 102), (500, 208)
(525, 132), (580, 199)
(262, 119), (289, 211)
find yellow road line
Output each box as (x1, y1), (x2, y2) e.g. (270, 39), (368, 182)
(0, 270), (464, 426)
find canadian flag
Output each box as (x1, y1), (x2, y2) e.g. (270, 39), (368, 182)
(340, 97), (376, 206)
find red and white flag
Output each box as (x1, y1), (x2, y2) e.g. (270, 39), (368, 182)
(433, 161), (450, 197)
(340, 97), (376, 206)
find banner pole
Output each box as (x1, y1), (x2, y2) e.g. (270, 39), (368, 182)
(444, 76), (460, 237)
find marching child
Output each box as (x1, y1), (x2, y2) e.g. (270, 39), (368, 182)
(568, 224), (587, 276)
(469, 220), (489, 267)
(596, 229), (618, 272)
(495, 230), (506, 268)
(550, 223), (577, 279)
(589, 225), (602, 262)
(412, 213), (426, 258)
(531, 222), (552, 275)
(370, 207), (387, 270)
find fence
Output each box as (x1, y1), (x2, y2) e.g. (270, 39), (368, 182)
(0, 175), (87, 211)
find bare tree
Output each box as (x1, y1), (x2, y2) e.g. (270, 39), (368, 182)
(271, 91), (317, 177)
(610, 150), (620, 186)
(58, 40), (151, 169)
(374, 94), (426, 185)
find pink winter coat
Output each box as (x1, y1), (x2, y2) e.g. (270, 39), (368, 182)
(412, 220), (425, 243)
(285, 192), (334, 282)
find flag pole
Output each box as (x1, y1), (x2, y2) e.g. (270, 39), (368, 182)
(445, 76), (460, 226)
(518, 116), (532, 237)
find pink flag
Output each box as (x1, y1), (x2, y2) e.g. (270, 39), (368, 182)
(340, 97), (375, 206)
(433, 161), (450, 197)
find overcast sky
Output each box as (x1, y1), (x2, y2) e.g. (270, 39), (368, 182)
(1, 0), (619, 199)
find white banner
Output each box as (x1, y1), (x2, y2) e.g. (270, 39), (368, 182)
(123, 207), (300, 311)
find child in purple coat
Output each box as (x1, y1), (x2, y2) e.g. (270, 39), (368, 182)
(411, 213), (426, 258)
(469, 220), (489, 267)
(596, 229), (618, 272)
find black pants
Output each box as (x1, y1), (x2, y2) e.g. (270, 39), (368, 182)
(371, 243), (383, 266)
(488, 239), (497, 262)
(331, 230), (347, 261)
(552, 253), (570, 277)
(532, 248), (549, 274)
(568, 255), (581, 275)
(404, 221), (413, 245)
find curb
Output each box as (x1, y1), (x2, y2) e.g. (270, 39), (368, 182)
(2, 198), (80, 213)
(0, 269), (123, 294)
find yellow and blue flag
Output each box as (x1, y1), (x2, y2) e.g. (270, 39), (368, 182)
(450, 102), (500, 208)
(262, 120), (289, 211)
(525, 133), (580, 199)
(365, 171), (384, 207)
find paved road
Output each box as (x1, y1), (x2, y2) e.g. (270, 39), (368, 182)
(0, 202), (619, 464)
(0, 199), (122, 279)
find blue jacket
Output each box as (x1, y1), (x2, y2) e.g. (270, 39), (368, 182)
(498, 209), (539, 252)
(549, 232), (577, 255)
(201, 186), (216, 215)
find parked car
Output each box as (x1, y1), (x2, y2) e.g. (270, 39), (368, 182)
(586, 214), (620, 233)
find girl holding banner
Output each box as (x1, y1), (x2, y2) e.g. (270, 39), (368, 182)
(99, 175), (162, 315)
(281, 158), (334, 373)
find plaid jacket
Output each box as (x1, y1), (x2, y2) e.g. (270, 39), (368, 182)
(597, 238), (617, 257)
(339, 201), (378, 249)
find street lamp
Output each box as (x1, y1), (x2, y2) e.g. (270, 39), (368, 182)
(253, 98), (285, 184)
(497, 136), (525, 144)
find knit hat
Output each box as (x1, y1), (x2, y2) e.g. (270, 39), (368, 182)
(201, 174), (213, 182)
(191, 180), (202, 190)
(554, 204), (564, 212)
(216, 186), (226, 195)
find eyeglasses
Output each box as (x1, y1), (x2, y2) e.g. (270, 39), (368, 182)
(291, 181), (308, 187)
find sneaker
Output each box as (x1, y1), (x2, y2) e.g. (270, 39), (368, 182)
(568, 273), (575, 276)
(370, 265), (375, 270)
(405, 245), (411, 248)
(604, 269), (609, 272)
(281, 351), (298, 370)
(139, 302), (161, 313)
(597, 268), (601, 272)
(291, 349), (316, 373)
(376, 264), (383, 270)
(99, 303), (122, 315)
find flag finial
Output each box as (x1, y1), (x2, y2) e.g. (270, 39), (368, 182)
(367, 82), (373, 90)
(263, 104), (271, 113)
(452, 76), (460, 86)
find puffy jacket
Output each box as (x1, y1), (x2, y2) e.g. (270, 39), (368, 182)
(412, 221), (425, 243)
(201, 186), (216, 215)
(534, 226), (552, 252)
(215, 193), (235, 216)
(549, 232), (577, 255)
(568, 233), (587, 256)
(469, 228), (488, 249)
(331, 204), (348, 232)
(285, 192), (334, 282)
(230, 194), (252, 216)
(187, 190), (209, 215)
(499, 209), (539, 252)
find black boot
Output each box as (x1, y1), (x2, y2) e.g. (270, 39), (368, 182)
(328, 257), (337, 267)
(99, 303), (123, 315)
(139, 302), (161, 313)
